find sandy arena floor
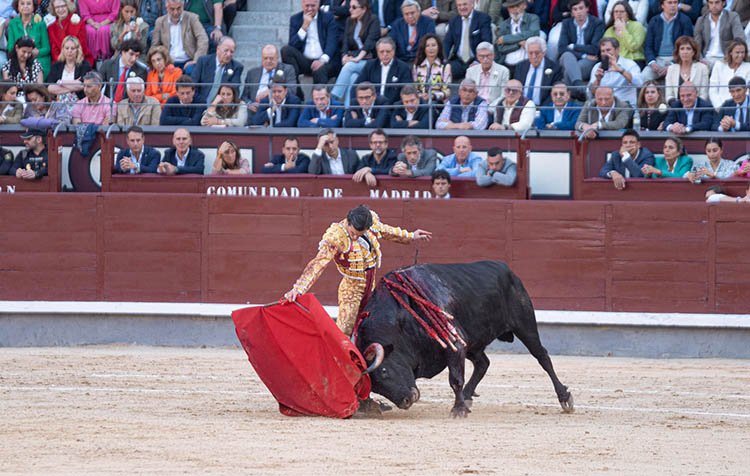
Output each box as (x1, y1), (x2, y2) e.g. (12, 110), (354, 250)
(1, 346), (748, 475)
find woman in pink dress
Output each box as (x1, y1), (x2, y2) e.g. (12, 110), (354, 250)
(79, 0), (119, 61)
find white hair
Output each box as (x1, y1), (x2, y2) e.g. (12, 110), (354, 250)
(476, 41), (494, 54)
(525, 36), (547, 53)
(126, 76), (145, 90)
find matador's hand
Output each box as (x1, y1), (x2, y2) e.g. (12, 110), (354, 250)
(283, 289), (299, 302)
(413, 229), (432, 241)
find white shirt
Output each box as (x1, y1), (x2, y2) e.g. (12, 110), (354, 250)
(707, 15), (724, 58)
(458, 12), (474, 59)
(257, 69), (273, 100)
(327, 151), (345, 175)
(300, 15), (325, 61)
(176, 147), (190, 167)
(169, 15), (189, 62)
(379, 61), (392, 96)
(524, 59), (545, 105)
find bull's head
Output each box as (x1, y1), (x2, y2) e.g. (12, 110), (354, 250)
(362, 342), (420, 410)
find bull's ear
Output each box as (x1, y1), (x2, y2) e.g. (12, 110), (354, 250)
(383, 344), (394, 358)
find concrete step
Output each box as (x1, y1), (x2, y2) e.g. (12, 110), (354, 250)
(232, 25), (284, 43)
(232, 11), (289, 26)
(245, 0), (296, 12)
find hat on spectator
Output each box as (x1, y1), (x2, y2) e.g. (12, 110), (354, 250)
(20, 128), (45, 139)
(503, 0), (525, 7)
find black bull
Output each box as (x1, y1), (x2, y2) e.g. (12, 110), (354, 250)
(356, 261), (574, 417)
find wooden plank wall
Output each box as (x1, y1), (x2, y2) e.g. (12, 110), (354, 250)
(0, 194), (748, 314)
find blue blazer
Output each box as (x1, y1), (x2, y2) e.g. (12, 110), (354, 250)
(444, 11), (492, 62)
(288, 10), (339, 60)
(297, 98), (344, 127)
(355, 58), (412, 104)
(714, 98), (750, 131)
(644, 13), (694, 63)
(343, 96), (390, 128)
(557, 15), (605, 58)
(373, 0), (403, 29)
(664, 98), (714, 132)
(161, 147), (206, 175)
(389, 16), (436, 62)
(389, 99), (431, 129)
(513, 57), (563, 106)
(599, 147), (655, 178)
(261, 153), (311, 174)
(159, 96), (205, 126)
(251, 95), (302, 127)
(534, 100), (582, 130)
(190, 54), (244, 103)
(114, 145), (161, 174)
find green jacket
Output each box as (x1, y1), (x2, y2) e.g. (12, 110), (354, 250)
(7, 16), (51, 77)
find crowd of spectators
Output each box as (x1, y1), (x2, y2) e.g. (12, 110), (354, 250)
(0, 0), (749, 194)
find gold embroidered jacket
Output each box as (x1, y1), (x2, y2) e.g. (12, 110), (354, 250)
(292, 212), (414, 294)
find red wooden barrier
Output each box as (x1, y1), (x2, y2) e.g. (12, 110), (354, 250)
(1, 193), (748, 314)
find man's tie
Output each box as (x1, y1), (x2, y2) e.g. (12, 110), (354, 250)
(526, 67), (537, 103)
(461, 17), (471, 63)
(114, 68), (127, 102)
(408, 26), (417, 48)
(207, 64), (224, 102)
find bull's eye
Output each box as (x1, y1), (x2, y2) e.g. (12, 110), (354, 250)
(380, 367), (388, 377)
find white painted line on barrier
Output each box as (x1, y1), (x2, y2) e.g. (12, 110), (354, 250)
(2, 301), (749, 328)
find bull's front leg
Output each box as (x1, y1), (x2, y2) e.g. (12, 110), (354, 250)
(447, 350), (470, 418)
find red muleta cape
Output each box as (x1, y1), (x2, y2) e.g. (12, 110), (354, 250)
(232, 294), (372, 418)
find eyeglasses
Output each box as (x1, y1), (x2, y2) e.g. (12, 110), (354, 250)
(505, 88), (521, 94)
(349, 5), (362, 10)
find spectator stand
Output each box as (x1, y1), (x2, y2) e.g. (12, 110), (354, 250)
(99, 127), (529, 199)
(575, 131), (750, 201)
(0, 127), (62, 194)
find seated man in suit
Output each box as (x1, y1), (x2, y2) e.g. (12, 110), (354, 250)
(663, 82), (715, 134)
(160, 75), (206, 125)
(98, 39), (148, 102)
(494, 0), (541, 69)
(489, 78), (536, 131)
(534, 82), (582, 130)
(115, 126), (162, 174)
(437, 135), (483, 177)
(250, 70), (303, 127)
(390, 135), (438, 177)
(694, 0), (744, 70)
(372, 0), (404, 36)
(575, 86), (631, 138)
(466, 41), (509, 106)
(390, 0), (436, 63)
(281, 0), (339, 86)
(390, 84), (431, 128)
(116, 77), (162, 126)
(436, 78), (489, 130)
(262, 136), (311, 173)
(355, 37), (412, 104)
(715, 76), (750, 132)
(152, 0), (209, 74)
(513, 36), (563, 107)
(343, 82), (390, 128)
(475, 147), (517, 187)
(158, 128), (206, 175)
(352, 128), (399, 186)
(190, 36), (244, 103)
(308, 129), (361, 175)
(598, 128), (655, 190)
(557, 0), (605, 94)
(443, 0), (492, 80)
(298, 85), (344, 127)
(243, 44), (298, 115)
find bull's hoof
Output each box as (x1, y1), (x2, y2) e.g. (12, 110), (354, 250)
(559, 393), (575, 414)
(356, 398), (385, 417)
(450, 404), (471, 418)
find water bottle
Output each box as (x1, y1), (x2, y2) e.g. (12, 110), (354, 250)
(632, 109), (641, 130)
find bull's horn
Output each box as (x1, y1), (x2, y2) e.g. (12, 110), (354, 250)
(362, 343), (384, 375)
